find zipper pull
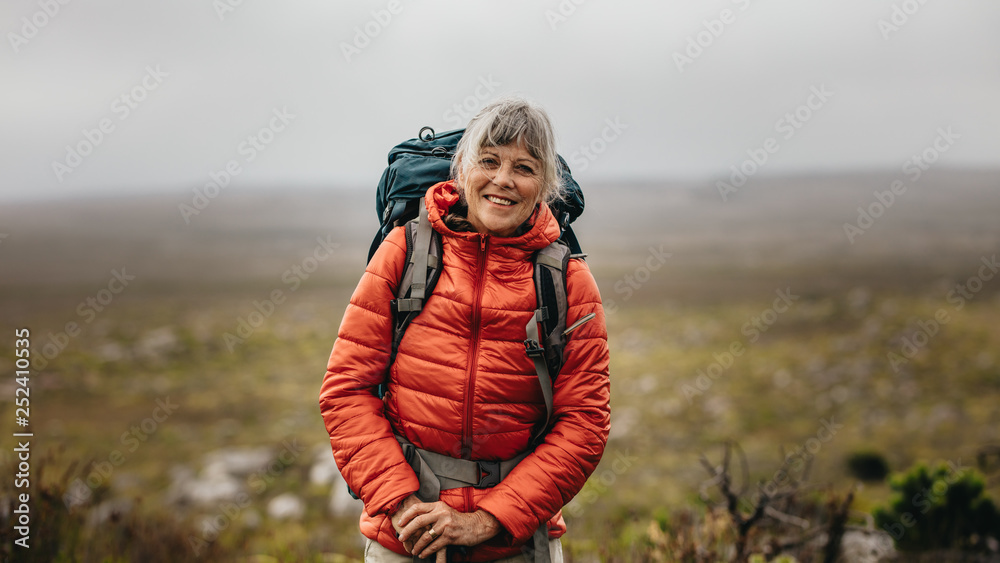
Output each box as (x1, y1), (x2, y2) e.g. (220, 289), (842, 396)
(563, 312), (597, 336)
(480, 234), (487, 252)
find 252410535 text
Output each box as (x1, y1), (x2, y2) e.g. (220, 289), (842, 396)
(13, 327), (33, 549)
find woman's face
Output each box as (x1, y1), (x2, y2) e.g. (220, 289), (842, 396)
(458, 142), (544, 238)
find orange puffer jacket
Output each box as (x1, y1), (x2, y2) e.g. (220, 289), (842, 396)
(319, 180), (610, 561)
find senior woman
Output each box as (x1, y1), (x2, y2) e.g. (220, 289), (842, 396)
(318, 97), (610, 562)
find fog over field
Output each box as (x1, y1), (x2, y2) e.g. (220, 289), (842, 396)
(2, 169), (996, 296)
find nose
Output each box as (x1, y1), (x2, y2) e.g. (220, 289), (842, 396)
(492, 162), (515, 189)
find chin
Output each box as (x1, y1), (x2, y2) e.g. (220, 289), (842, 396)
(486, 225), (513, 236)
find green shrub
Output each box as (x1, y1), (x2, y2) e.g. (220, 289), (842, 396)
(873, 461), (1000, 551)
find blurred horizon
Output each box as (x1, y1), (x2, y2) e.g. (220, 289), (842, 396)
(2, 163), (997, 205)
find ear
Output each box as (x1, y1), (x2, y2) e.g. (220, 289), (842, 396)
(454, 163), (466, 194)
(535, 185), (547, 206)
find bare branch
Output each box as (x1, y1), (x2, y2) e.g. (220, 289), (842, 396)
(765, 506), (811, 530)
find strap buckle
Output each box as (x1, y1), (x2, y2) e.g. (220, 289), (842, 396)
(523, 339), (544, 358)
(393, 298), (422, 313)
(475, 460), (501, 488)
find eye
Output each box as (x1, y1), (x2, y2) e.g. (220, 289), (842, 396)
(517, 164), (536, 175)
(479, 157), (500, 169)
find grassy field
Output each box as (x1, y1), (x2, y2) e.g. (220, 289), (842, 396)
(1, 169), (999, 561)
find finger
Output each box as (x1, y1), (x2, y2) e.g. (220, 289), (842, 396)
(417, 533), (449, 559)
(410, 525), (440, 556)
(436, 551), (447, 563)
(397, 502), (432, 528)
(399, 501), (455, 541)
(398, 514), (434, 542)
(401, 537), (416, 554)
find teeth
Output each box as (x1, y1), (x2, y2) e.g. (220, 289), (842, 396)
(486, 195), (514, 206)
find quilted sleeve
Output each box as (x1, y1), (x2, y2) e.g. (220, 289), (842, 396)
(477, 258), (611, 543)
(317, 226), (420, 516)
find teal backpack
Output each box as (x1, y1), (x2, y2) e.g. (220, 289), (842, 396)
(369, 126), (585, 259)
(370, 127), (592, 441)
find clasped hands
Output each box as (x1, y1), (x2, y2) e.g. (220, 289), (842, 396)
(390, 494), (502, 560)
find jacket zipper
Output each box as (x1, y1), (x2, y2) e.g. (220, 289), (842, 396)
(463, 234), (489, 459)
(463, 235), (488, 511)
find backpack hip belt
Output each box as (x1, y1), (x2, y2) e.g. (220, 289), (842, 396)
(395, 435), (529, 501)
(395, 435), (551, 563)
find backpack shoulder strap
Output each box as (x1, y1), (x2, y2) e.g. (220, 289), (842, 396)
(524, 240), (573, 443)
(395, 199), (437, 309)
(383, 199), (442, 398)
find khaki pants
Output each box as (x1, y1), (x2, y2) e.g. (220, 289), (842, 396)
(363, 538), (563, 563)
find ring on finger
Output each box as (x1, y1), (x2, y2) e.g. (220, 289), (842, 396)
(428, 527), (437, 539)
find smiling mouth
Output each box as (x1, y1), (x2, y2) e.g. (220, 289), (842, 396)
(485, 195), (516, 206)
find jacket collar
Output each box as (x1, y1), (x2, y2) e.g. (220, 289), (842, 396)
(424, 180), (560, 252)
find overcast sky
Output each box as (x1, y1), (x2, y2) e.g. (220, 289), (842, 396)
(2, 1), (999, 202)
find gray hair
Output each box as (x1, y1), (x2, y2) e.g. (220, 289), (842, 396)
(451, 96), (564, 205)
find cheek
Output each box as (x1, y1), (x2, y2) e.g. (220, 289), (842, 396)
(463, 172), (488, 196)
(524, 181), (543, 205)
